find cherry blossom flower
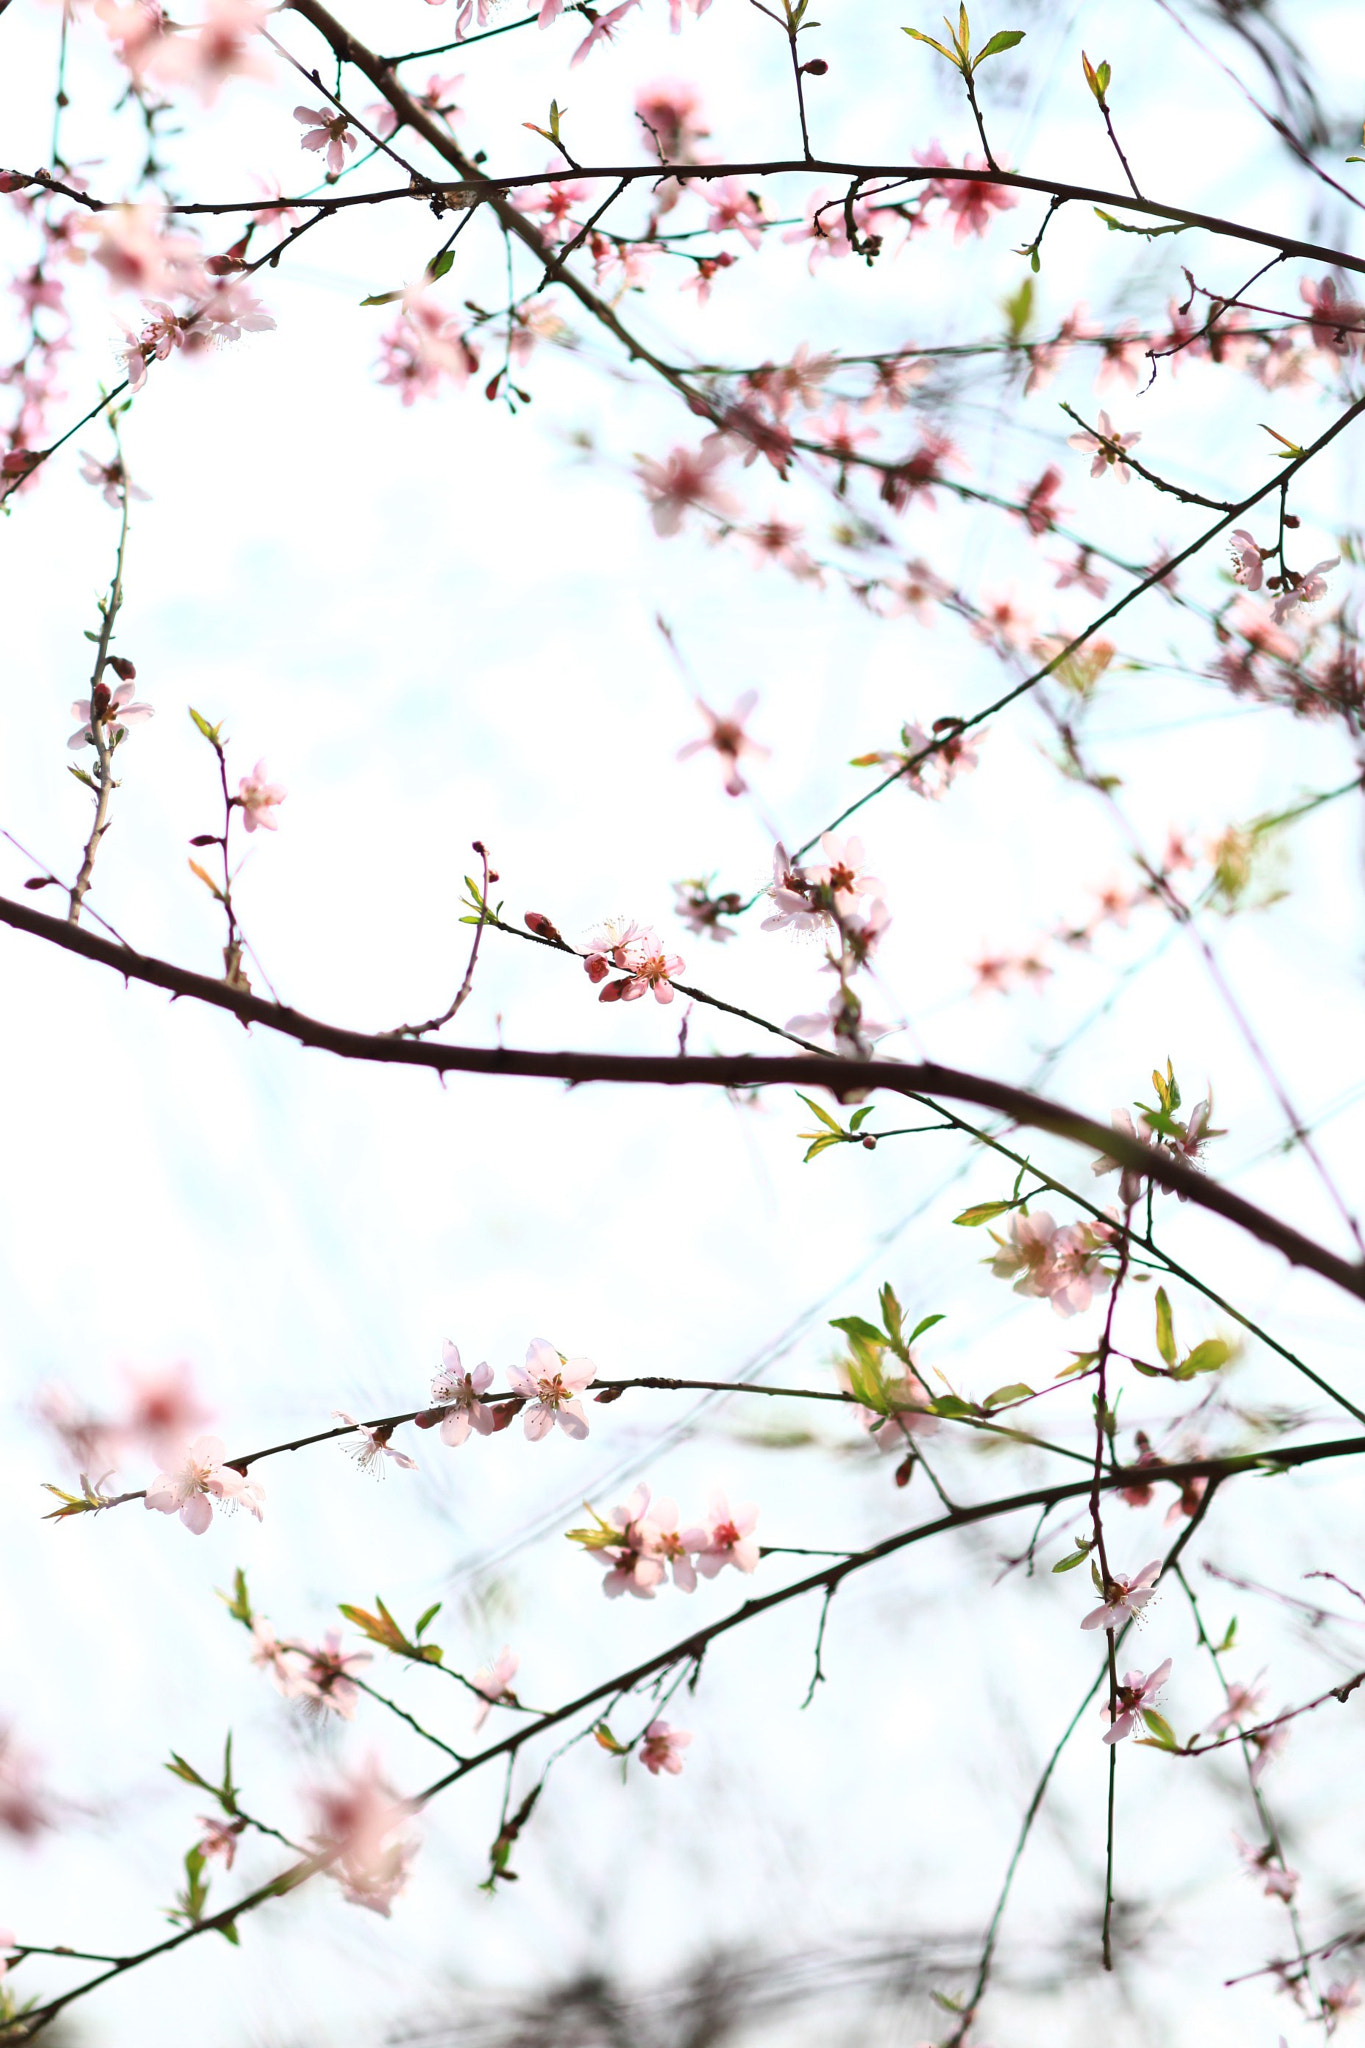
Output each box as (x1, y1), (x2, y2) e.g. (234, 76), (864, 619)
(377, 293), (479, 404)
(1019, 463), (1066, 535)
(196, 1816), (244, 1867)
(696, 1492), (759, 1576)
(1234, 1833), (1298, 1900)
(597, 1485), (669, 1599)
(571, 0), (640, 67)
(636, 437), (737, 536)
(761, 843), (827, 933)
(1323, 1978), (1362, 2025)
(189, 280), (275, 346)
(249, 1615), (299, 1696)
(333, 1411), (418, 1475)
(673, 879), (742, 942)
(1068, 409), (1141, 483)
(94, 0), (168, 73)
(1101, 1658), (1172, 1743)
(292, 1630), (371, 1719)
(0, 1725), (51, 1838)
(940, 157), (1017, 241)
(1207, 1678), (1267, 1733)
(366, 74), (462, 138)
(124, 1359), (211, 1460)
(1299, 275), (1365, 354)
(706, 177), (765, 249)
(1052, 547), (1109, 598)
(148, 0), (270, 102)
(988, 1211), (1112, 1317)
(787, 987), (892, 1054)
(647, 1498), (708, 1591)
(1091, 1108), (1156, 1206)
(34, 1384), (121, 1477)
(471, 1647), (519, 1730)
(1081, 1560), (1162, 1632)
(806, 833), (882, 912)
(1095, 322), (1147, 393)
(309, 1762), (417, 1917)
(1271, 557), (1337, 625)
(235, 758), (285, 833)
(432, 1341), (496, 1446)
(677, 689), (769, 796)
(599, 935), (686, 1005)
(78, 449), (149, 509)
(584, 917), (651, 981)
(1229, 529), (1265, 591)
(742, 517), (821, 581)
(507, 1339), (596, 1439)
(86, 205), (204, 298)
(294, 105), (358, 177)
(118, 302), (184, 392)
(717, 399), (791, 474)
(144, 1435), (261, 1534)
(68, 677), (154, 751)
(639, 1720), (692, 1776)
(635, 79), (709, 160)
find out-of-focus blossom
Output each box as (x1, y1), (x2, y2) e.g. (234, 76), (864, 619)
(145, 1435), (262, 1534)
(78, 449), (150, 509)
(196, 1815), (244, 1867)
(293, 1631), (371, 1719)
(837, 1354), (939, 1447)
(471, 1647), (519, 1730)
(761, 843), (826, 933)
(571, 0), (640, 67)
(636, 437), (737, 536)
(634, 78), (709, 160)
(123, 1360), (211, 1461)
(1052, 546), (1109, 599)
(639, 1720), (691, 1775)
(1234, 1832), (1298, 1900)
(1299, 275), (1365, 354)
(237, 759), (286, 833)
(95, 0), (169, 72)
(1019, 463), (1066, 535)
(148, 0), (271, 102)
(597, 1484), (668, 1599)
(1102, 1658), (1172, 1743)
(294, 105), (358, 177)
(1271, 557), (1337, 625)
(1081, 1560), (1161, 1632)
(333, 1412), (418, 1475)
(1248, 1714), (1290, 1785)
(696, 1492), (759, 1576)
(1091, 1108), (1156, 1206)
(249, 1616), (299, 1696)
(1323, 1978), (1362, 2025)
(507, 1339), (596, 1440)
(706, 177), (765, 249)
(86, 205), (204, 297)
(1207, 1678), (1267, 1733)
(377, 292), (479, 404)
(596, 930), (685, 1005)
(988, 1210), (1112, 1318)
(1095, 322), (1147, 392)
(432, 1342), (496, 1446)
(0, 1725), (51, 1839)
(35, 1384), (121, 1476)
(188, 280), (275, 346)
(1068, 409), (1140, 483)
(673, 878), (742, 942)
(806, 832), (882, 912)
(677, 689), (769, 796)
(309, 1761), (417, 1916)
(938, 155), (1016, 241)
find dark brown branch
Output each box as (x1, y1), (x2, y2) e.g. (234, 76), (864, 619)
(2, 889), (1364, 1299)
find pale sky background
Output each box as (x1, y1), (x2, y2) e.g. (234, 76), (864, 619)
(2, 2), (1365, 2046)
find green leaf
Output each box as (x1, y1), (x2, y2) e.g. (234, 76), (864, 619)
(802, 1133), (844, 1162)
(1052, 1542), (1092, 1573)
(67, 763), (97, 790)
(188, 706), (221, 742)
(1217, 1616), (1237, 1653)
(983, 1382), (1034, 1409)
(878, 1281), (903, 1338)
(1001, 275), (1033, 341)
(830, 1314), (885, 1345)
(1139, 1708), (1177, 1748)
(929, 1393), (976, 1419)
(953, 1199), (1014, 1227)
(797, 1092), (843, 1133)
(219, 1568), (253, 1627)
(360, 288), (405, 307)
(218, 1920), (240, 1946)
(849, 1105), (875, 1131)
(972, 27), (1024, 65)
(427, 249), (454, 282)
(1155, 1287), (1176, 1368)
(414, 1602), (442, 1638)
(906, 1312), (945, 1344)
(902, 26), (960, 66)
(1180, 1338), (1231, 1376)
(166, 1752), (212, 1791)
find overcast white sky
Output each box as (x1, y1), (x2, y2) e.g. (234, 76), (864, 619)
(2, 3), (1365, 2046)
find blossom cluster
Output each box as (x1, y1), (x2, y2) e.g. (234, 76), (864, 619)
(988, 1209), (1115, 1319)
(583, 920), (685, 1005)
(568, 1484), (759, 1597)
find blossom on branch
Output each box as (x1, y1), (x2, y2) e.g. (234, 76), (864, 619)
(237, 759), (285, 833)
(1080, 1560), (1162, 1632)
(1067, 410), (1141, 484)
(636, 438), (737, 536)
(695, 1492), (759, 1576)
(146, 0), (270, 102)
(293, 1631), (372, 1719)
(1101, 1658), (1172, 1743)
(333, 1412), (418, 1475)
(309, 1761), (417, 1917)
(294, 106), (359, 176)
(1234, 1833), (1298, 1900)
(639, 1720), (692, 1775)
(988, 1210), (1113, 1318)
(471, 1647), (519, 1730)
(144, 1435), (263, 1534)
(78, 450), (150, 509)
(507, 1339), (596, 1439)
(432, 1342), (496, 1446)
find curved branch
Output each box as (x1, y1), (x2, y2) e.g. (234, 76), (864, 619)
(1, 890), (1362, 1301)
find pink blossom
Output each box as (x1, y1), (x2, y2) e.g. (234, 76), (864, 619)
(507, 1339), (596, 1440)
(78, 449), (150, 509)
(1270, 557), (1337, 625)
(1018, 464), (1066, 535)
(309, 1762), (417, 1916)
(1080, 1560), (1162, 1632)
(190, 280), (275, 345)
(584, 917), (651, 980)
(34, 1384), (121, 1477)
(1052, 547), (1109, 598)
(761, 843), (826, 933)
(836, 1355), (939, 1447)
(376, 293), (479, 404)
(1095, 322), (1146, 393)
(695, 1491), (760, 1576)
(249, 1615), (299, 1696)
(86, 205), (204, 298)
(1229, 529), (1265, 591)
(333, 1411), (418, 1474)
(972, 593), (1033, 652)
(0, 1725), (51, 1839)
(1207, 1678), (1267, 1733)
(118, 302), (184, 393)
(706, 178), (765, 249)
(1067, 409), (1141, 483)
(432, 1341), (496, 1446)
(144, 1435), (262, 1534)
(806, 832), (882, 912)
(639, 1719), (692, 1775)
(636, 437), (737, 536)
(1323, 1979), (1362, 2024)
(1091, 1108), (1156, 1206)
(601, 938), (685, 1005)
(123, 1359), (211, 1461)
(94, 0), (169, 72)
(598, 1484), (669, 1599)
(782, 186), (879, 269)
(294, 105), (358, 178)
(647, 1497), (708, 1591)
(571, 0), (640, 66)
(237, 758), (286, 833)
(814, 402), (877, 466)
(68, 676), (154, 751)
(196, 1816), (244, 1867)
(940, 158), (1017, 242)
(1299, 275), (1365, 354)
(147, 0), (270, 103)
(988, 1209), (1110, 1318)
(471, 1646), (519, 1730)
(635, 79), (709, 160)
(11, 267), (65, 319)
(1101, 1658), (1172, 1743)
(293, 1630), (372, 1719)
(743, 517), (820, 581)
(676, 689), (769, 796)
(1234, 1833), (1299, 1900)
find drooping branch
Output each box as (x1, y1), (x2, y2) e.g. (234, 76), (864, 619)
(1, 890), (1363, 1300)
